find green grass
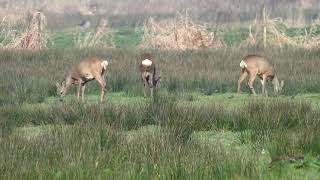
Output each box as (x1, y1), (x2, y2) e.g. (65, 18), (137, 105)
(113, 27), (143, 48)
(49, 31), (82, 48)
(0, 33), (12, 46)
(1, 91), (320, 179)
(0, 48), (320, 179)
(1, 6), (320, 179)
(48, 27), (144, 49)
(223, 27), (250, 46)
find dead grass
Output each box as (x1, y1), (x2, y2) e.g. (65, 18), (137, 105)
(141, 11), (225, 50)
(5, 11), (48, 50)
(300, 18), (320, 49)
(240, 17), (320, 49)
(240, 18), (298, 48)
(0, 16), (17, 47)
(76, 19), (115, 48)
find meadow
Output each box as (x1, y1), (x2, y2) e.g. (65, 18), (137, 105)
(0, 47), (319, 179)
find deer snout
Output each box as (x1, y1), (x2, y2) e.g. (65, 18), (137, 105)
(148, 83), (154, 88)
(58, 90), (67, 98)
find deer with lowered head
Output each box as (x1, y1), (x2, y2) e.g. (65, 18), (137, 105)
(139, 53), (160, 97)
(56, 57), (109, 102)
(237, 55), (284, 96)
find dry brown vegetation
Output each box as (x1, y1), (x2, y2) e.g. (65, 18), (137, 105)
(240, 17), (320, 49)
(5, 11), (48, 50)
(300, 19), (320, 49)
(141, 11), (224, 50)
(76, 19), (115, 48)
(240, 18), (297, 48)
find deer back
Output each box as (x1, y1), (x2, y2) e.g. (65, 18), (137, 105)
(242, 55), (275, 76)
(71, 57), (108, 80)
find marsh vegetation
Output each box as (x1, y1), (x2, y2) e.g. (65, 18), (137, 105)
(0, 48), (319, 179)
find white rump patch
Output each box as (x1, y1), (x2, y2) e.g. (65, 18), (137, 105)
(142, 59), (152, 67)
(101, 60), (109, 70)
(240, 60), (248, 68)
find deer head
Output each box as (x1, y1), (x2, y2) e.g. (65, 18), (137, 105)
(56, 75), (74, 99)
(56, 80), (68, 98)
(154, 76), (161, 87)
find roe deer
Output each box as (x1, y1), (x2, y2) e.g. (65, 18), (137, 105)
(56, 57), (109, 102)
(139, 53), (160, 97)
(237, 55), (284, 96)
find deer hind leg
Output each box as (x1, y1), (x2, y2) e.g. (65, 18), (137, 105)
(150, 85), (154, 97)
(149, 74), (154, 97)
(142, 72), (153, 97)
(260, 79), (265, 94)
(247, 73), (257, 96)
(237, 70), (248, 95)
(77, 79), (83, 100)
(96, 76), (106, 102)
(144, 80), (148, 97)
(143, 76), (150, 97)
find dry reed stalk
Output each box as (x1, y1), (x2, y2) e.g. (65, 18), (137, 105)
(5, 11), (48, 50)
(141, 11), (224, 50)
(240, 18), (298, 48)
(300, 18), (320, 49)
(0, 16), (12, 47)
(76, 19), (114, 48)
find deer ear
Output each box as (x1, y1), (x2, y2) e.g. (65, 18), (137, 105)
(281, 80), (284, 88)
(56, 82), (60, 88)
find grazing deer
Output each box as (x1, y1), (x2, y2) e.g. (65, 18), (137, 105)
(56, 57), (109, 102)
(139, 53), (160, 97)
(237, 55), (284, 96)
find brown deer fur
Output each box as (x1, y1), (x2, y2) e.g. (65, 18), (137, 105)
(56, 57), (108, 102)
(237, 55), (284, 96)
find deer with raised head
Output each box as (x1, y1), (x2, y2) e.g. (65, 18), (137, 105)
(237, 55), (284, 96)
(139, 53), (160, 97)
(56, 57), (109, 102)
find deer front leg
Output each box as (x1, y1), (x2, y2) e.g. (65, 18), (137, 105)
(81, 84), (86, 101)
(247, 75), (257, 96)
(237, 70), (248, 95)
(77, 80), (83, 100)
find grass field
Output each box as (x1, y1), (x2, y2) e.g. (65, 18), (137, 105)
(0, 47), (320, 179)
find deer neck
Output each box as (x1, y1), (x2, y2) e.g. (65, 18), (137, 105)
(64, 75), (73, 90)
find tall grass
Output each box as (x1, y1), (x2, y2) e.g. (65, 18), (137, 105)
(0, 48), (319, 105)
(0, 94), (319, 178)
(0, 48), (319, 178)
